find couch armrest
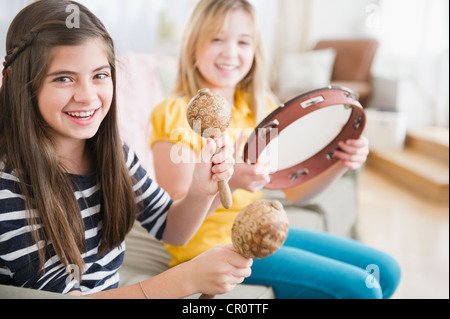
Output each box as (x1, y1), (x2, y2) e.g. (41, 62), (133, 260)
(0, 284), (83, 299)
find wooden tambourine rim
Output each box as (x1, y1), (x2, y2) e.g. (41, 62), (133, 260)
(243, 86), (366, 190)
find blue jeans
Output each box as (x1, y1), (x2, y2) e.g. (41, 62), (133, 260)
(244, 228), (401, 299)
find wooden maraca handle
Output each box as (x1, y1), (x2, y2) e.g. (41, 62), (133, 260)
(213, 145), (232, 209)
(218, 180), (232, 210)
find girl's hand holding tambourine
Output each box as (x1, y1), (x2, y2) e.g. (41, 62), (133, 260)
(228, 130), (271, 193)
(333, 135), (369, 170)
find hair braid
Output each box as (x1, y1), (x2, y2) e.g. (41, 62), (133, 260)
(2, 29), (40, 76)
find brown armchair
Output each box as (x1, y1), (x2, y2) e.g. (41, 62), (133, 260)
(314, 39), (379, 106)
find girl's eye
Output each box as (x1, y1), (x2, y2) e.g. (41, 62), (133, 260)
(94, 73), (110, 80)
(212, 38), (223, 43)
(54, 76), (72, 83)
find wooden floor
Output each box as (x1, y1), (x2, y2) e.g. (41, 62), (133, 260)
(357, 166), (449, 299)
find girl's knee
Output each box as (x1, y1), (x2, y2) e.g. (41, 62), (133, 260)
(341, 269), (383, 299)
(347, 258), (401, 299)
(379, 255), (402, 299)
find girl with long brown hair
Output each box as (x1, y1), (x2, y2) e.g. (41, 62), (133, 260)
(0, 0), (251, 298)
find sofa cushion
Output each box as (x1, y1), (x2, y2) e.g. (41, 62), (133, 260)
(277, 48), (336, 97)
(116, 53), (176, 178)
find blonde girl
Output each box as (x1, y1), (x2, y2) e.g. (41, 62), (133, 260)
(0, 0), (252, 298)
(150, 0), (401, 299)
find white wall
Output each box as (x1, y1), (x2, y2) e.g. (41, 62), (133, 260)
(0, 0), (31, 60)
(308, 0), (378, 46)
(1, 0), (448, 128)
(0, 0), (278, 58)
(367, 0), (449, 128)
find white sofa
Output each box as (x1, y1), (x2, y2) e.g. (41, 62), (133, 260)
(0, 53), (360, 299)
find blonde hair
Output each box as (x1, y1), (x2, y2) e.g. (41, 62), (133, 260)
(174, 0), (273, 122)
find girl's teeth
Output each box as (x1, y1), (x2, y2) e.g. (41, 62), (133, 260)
(218, 64), (236, 71)
(67, 110), (95, 118)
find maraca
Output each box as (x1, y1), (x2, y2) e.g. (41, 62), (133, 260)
(199, 199), (289, 299)
(231, 199), (289, 259)
(187, 88), (233, 209)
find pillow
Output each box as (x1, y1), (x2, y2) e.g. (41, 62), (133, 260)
(116, 53), (176, 179)
(277, 48), (336, 95)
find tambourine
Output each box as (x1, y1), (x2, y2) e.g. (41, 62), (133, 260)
(243, 86), (366, 204)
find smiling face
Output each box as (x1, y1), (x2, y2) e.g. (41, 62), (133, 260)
(195, 8), (255, 99)
(37, 37), (113, 150)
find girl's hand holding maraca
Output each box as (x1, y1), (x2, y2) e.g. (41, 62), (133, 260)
(191, 136), (235, 197)
(187, 88), (234, 208)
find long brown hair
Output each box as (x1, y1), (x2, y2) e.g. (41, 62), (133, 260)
(174, 0), (273, 122)
(0, 0), (136, 273)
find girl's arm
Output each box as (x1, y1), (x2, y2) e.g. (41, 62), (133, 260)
(152, 141), (224, 216)
(159, 138), (235, 246)
(152, 141), (196, 201)
(70, 246), (252, 299)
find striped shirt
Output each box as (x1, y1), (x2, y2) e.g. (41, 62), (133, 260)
(0, 144), (173, 295)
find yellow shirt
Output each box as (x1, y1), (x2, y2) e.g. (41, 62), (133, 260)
(150, 89), (272, 267)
